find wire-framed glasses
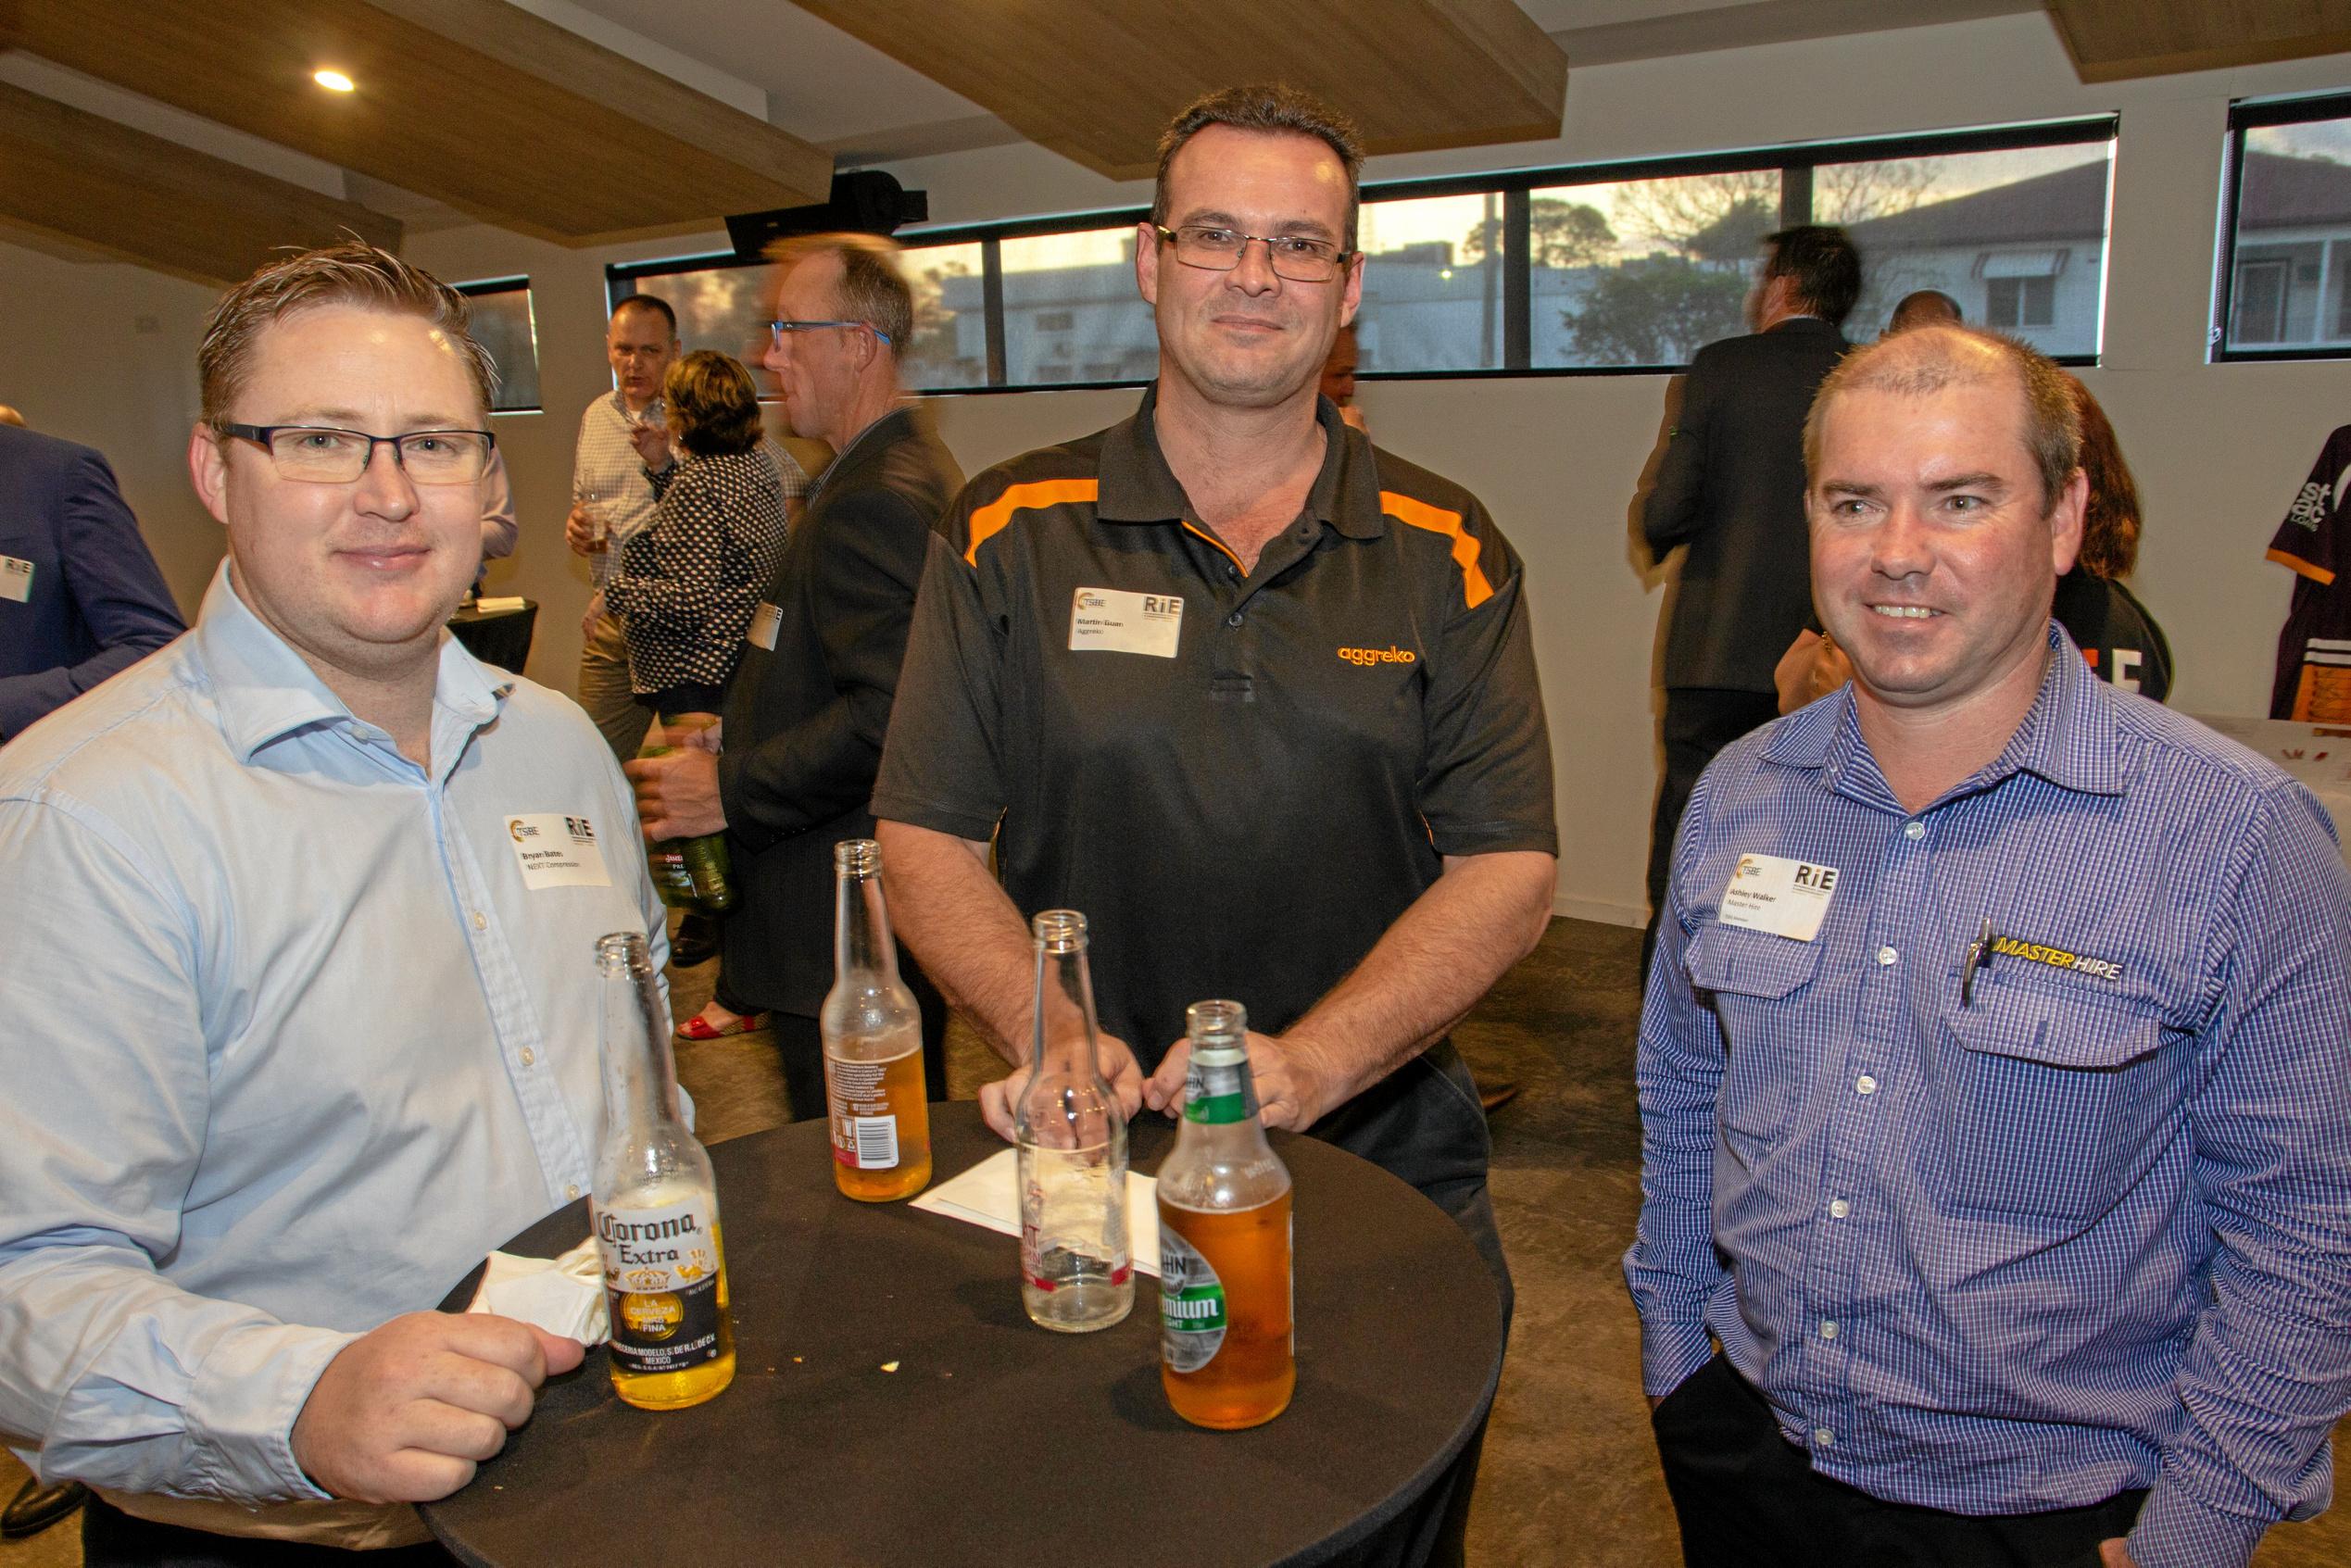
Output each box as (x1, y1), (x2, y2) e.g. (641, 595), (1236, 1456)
(1153, 224), (1351, 282)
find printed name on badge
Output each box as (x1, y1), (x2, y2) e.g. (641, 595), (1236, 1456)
(0, 556), (31, 604)
(506, 812), (612, 890)
(1716, 852), (1838, 942)
(1069, 586), (1183, 659)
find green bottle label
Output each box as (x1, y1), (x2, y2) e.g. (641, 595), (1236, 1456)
(1159, 1227), (1227, 1373)
(1185, 1090), (1248, 1124)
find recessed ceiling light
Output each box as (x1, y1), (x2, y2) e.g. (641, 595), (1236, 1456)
(314, 69), (356, 93)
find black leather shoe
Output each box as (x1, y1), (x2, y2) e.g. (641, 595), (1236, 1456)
(2, 1474), (87, 1538)
(670, 911), (719, 968)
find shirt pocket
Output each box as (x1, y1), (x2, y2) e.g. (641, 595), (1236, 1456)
(1938, 970), (2171, 1222)
(1686, 922), (1824, 1155)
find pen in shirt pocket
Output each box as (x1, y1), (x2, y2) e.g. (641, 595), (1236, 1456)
(1960, 916), (1995, 1007)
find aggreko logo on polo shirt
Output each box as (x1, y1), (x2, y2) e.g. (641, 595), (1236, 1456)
(1338, 646), (1416, 666)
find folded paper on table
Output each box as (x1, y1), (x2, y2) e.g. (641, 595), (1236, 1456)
(472, 596), (528, 614)
(467, 1236), (608, 1343)
(911, 1147), (1162, 1277)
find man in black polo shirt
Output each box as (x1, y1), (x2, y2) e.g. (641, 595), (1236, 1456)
(873, 84), (1558, 1301)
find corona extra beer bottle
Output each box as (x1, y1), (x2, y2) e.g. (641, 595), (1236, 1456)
(591, 931), (735, 1410)
(1015, 910), (1132, 1331)
(1157, 999), (1293, 1429)
(820, 839), (932, 1201)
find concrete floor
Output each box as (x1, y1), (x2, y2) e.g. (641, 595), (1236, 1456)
(6, 916), (2345, 1565)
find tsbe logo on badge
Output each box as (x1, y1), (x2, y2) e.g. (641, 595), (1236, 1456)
(1716, 853), (1838, 942)
(1069, 585), (1183, 659)
(505, 812), (612, 890)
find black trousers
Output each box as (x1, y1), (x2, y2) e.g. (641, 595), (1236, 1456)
(1643, 687), (1781, 977)
(1652, 1354), (2146, 1568)
(82, 1496), (455, 1567)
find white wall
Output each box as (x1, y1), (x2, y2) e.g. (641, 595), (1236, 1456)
(8, 10), (2350, 924)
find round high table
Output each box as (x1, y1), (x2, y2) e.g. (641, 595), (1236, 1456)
(424, 1106), (1503, 1568)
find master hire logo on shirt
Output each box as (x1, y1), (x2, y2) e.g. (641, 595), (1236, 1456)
(1988, 934), (2124, 983)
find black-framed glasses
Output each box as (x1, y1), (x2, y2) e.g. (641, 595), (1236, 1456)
(770, 319), (893, 346)
(1153, 224), (1352, 282)
(218, 424), (497, 485)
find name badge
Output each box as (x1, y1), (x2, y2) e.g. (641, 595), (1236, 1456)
(506, 813), (612, 890)
(0, 557), (31, 604)
(1069, 586), (1183, 659)
(1716, 853), (1838, 942)
(747, 602), (782, 652)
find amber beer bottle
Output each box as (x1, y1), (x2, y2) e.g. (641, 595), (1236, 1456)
(820, 840), (932, 1201)
(1156, 999), (1294, 1429)
(590, 931), (736, 1410)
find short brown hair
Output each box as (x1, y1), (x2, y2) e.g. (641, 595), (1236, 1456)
(198, 241), (495, 428)
(765, 232), (913, 360)
(2067, 375), (2141, 579)
(1804, 325), (2080, 510)
(662, 351), (764, 458)
(1153, 84), (1364, 250)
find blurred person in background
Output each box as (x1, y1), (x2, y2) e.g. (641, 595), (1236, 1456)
(0, 418), (185, 746)
(1886, 288), (1961, 333)
(625, 233), (962, 1089)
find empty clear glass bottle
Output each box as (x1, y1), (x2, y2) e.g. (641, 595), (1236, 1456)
(820, 839), (931, 1202)
(1015, 910), (1133, 1332)
(590, 931), (735, 1410)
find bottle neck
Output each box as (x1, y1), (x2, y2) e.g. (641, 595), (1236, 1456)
(598, 934), (683, 1137)
(1031, 941), (1103, 1083)
(1182, 1047), (1261, 1127)
(834, 867), (903, 985)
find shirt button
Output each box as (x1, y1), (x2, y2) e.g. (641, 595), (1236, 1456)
(566, 1184), (581, 1199)
(1814, 1426), (1835, 1448)
(1819, 1320), (1839, 1340)
(1226, 611), (1243, 628)
(1829, 1198), (1851, 1219)
(472, 911), (488, 931)
(1855, 1074), (1878, 1096)
(1904, 820), (1925, 840)
(1876, 946), (1897, 966)
(520, 1047), (535, 1067)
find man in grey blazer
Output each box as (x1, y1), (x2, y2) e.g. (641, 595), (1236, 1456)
(1639, 225), (1858, 971)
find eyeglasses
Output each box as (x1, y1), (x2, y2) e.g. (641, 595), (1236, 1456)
(770, 319), (892, 346)
(1154, 224), (1352, 283)
(218, 424), (497, 485)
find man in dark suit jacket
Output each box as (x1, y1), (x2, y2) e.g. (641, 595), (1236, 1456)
(627, 234), (962, 1115)
(0, 421), (185, 745)
(1639, 225), (1858, 970)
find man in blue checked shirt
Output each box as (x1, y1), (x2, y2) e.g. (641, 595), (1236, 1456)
(1628, 325), (2351, 1568)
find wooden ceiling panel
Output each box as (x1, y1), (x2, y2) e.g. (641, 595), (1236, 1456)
(14, 0), (835, 244)
(2047, 0), (2351, 82)
(786, 0), (1567, 181)
(0, 79), (401, 286)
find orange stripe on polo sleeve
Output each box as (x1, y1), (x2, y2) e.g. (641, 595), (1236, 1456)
(964, 479), (1100, 566)
(1381, 490), (1493, 609)
(2268, 546), (2337, 586)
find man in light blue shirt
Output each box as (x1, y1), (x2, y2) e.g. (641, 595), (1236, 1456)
(0, 242), (665, 1558)
(1629, 326), (2351, 1567)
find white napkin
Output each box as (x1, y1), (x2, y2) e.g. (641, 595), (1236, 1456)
(911, 1147), (1163, 1277)
(472, 596), (528, 614)
(467, 1236), (608, 1343)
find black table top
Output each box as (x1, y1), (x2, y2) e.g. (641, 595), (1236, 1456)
(424, 1105), (1503, 1568)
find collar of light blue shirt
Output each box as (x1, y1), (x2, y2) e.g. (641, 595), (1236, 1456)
(191, 561), (511, 771)
(1765, 619), (2131, 804)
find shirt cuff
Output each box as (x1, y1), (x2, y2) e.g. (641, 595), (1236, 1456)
(183, 1323), (359, 1503)
(1640, 1319), (1718, 1399)
(2128, 1481), (2268, 1568)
